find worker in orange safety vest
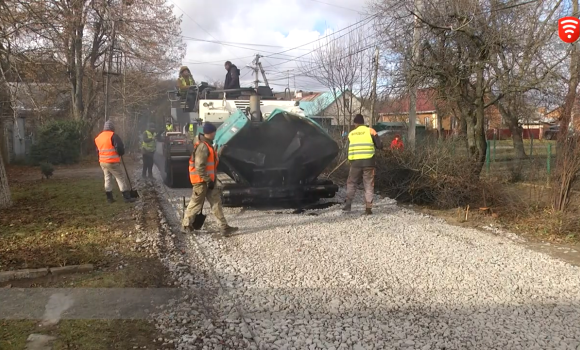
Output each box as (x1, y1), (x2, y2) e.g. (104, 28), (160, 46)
(181, 122), (238, 237)
(94, 120), (135, 203)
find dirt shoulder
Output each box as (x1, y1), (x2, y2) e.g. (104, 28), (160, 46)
(1, 161), (173, 350)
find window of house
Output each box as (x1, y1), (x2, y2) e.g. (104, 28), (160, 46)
(425, 117), (430, 127)
(344, 98), (350, 110)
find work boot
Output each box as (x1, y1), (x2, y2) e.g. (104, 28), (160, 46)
(219, 225), (239, 237)
(122, 191), (136, 203)
(106, 191), (115, 203)
(365, 208), (372, 215)
(342, 201), (352, 212)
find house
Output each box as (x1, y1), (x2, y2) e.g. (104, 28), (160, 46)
(379, 88), (451, 131)
(294, 90), (369, 127)
(0, 82), (68, 163)
(378, 87), (524, 135)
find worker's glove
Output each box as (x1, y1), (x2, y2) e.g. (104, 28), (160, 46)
(207, 181), (215, 190)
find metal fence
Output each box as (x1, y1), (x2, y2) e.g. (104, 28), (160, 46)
(483, 139), (555, 183)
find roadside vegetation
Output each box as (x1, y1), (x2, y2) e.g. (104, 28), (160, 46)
(0, 162), (170, 350)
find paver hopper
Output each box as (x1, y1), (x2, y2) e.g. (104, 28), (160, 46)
(214, 107), (340, 206)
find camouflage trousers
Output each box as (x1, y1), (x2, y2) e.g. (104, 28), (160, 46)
(182, 182), (228, 229)
(345, 166), (375, 208)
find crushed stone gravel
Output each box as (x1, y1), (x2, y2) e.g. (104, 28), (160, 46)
(141, 167), (580, 350)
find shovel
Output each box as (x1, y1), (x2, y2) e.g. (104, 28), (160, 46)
(191, 198), (206, 230)
(121, 156), (139, 198)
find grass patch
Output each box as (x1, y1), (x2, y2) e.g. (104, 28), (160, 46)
(0, 169), (171, 349)
(0, 178), (132, 270)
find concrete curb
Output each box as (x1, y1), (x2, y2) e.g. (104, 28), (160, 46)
(0, 264), (94, 283)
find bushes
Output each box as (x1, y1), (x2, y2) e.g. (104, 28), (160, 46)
(30, 120), (89, 165)
(373, 139), (492, 209)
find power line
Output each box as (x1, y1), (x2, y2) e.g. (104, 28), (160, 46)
(180, 36), (310, 50)
(263, 14), (377, 58)
(168, 0), (238, 58)
(307, 0), (367, 14)
(261, 17), (377, 69)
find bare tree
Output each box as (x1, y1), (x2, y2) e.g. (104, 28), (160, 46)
(552, 0), (580, 212)
(487, 0), (565, 163)
(16, 0), (185, 121)
(298, 22), (375, 132)
(373, 0), (560, 175)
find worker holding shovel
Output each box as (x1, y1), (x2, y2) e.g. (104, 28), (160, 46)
(181, 122), (238, 237)
(94, 120), (136, 203)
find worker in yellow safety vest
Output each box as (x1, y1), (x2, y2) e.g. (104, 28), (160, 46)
(177, 66), (195, 95)
(141, 122), (157, 179)
(183, 122), (196, 140)
(165, 120), (174, 132)
(342, 114), (382, 215)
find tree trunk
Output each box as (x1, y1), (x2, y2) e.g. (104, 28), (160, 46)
(465, 65), (487, 176)
(0, 149), (12, 209)
(553, 31), (580, 211)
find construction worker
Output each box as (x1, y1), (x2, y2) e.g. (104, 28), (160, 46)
(181, 122), (238, 236)
(390, 134), (404, 150)
(94, 120), (135, 203)
(177, 66), (195, 92)
(141, 122), (157, 179)
(165, 119), (174, 132)
(187, 122), (195, 140)
(343, 114), (382, 215)
(224, 61), (241, 98)
(224, 61), (240, 89)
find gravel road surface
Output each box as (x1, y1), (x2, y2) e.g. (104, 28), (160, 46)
(144, 168), (580, 350)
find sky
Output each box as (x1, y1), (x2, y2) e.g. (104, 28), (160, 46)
(169, 0), (372, 92)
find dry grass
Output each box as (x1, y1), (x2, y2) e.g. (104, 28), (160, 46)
(328, 138), (580, 242)
(0, 165), (171, 349)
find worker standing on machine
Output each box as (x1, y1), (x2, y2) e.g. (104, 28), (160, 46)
(181, 122), (239, 237)
(141, 122), (157, 179)
(224, 61), (240, 98)
(95, 120), (135, 203)
(177, 66), (195, 92)
(183, 121), (196, 143)
(165, 119), (174, 132)
(342, 114), (382, 215)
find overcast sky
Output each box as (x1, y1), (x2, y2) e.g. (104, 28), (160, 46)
(170, 0), (371, 92)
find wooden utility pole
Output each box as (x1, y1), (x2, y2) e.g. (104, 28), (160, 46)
(408, 0), (422, 148)
(369, 46), (380, 126)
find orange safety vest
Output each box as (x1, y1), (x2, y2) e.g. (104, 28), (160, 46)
(95, 130), (120, 163)
(189, 140), (218, 184)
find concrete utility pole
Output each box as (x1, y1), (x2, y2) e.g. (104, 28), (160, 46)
(407, 0), (422, 148)
(246, 54), (268, 89)
(369, 46), (380, 127)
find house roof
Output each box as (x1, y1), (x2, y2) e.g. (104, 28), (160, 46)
(298, 90), (346, 116)
(380, 88), (438, 114)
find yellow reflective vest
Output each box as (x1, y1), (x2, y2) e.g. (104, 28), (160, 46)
(166, 124), (173, 131)
(142, 130), (156, 152)
(347, 126), (375, 161)
(178, 76), (195, 89)
(188, 124), (195, 138)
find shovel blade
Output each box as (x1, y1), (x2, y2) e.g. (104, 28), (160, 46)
(129, 190), (139, 198)
(191, 213), (206, 230)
